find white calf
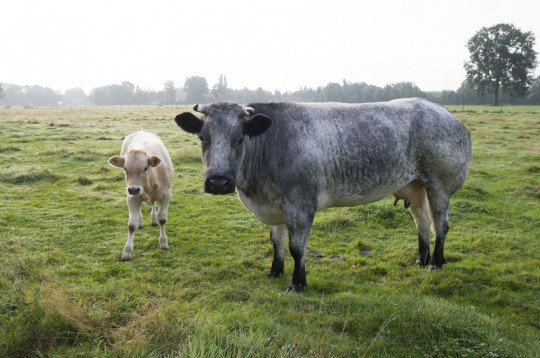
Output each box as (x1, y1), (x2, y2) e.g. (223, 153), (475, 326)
(108, 130), (174, 260)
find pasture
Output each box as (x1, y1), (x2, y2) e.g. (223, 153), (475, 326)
(0, 105), (539, 357)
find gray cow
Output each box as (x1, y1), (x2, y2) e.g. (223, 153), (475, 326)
(174, 98), (471, 292)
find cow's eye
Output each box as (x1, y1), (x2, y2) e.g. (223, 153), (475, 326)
(144, 167), (148, 172)
(198, 135), (204, 142)
(123, 168), (127, 172)
(236, 137), (244, 146)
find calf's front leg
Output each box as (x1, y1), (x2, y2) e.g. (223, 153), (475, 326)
(151, 203), (159, 227)
(157, 193), (171, 250)
(123, 195), (143, 260)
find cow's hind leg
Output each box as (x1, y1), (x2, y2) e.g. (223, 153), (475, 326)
(151, 203), (159, 227)
(409, 188), (432, 266)
(268, 225), (286, 277)
(425, 183), (450, 269)
(394, 180), (432, 266)
(157, 193), (171, 250)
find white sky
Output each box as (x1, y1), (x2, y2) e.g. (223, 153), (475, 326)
(2, 0), (539, 94)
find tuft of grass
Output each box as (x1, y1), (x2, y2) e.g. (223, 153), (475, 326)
(77, 177), (93, 186)
(0, 169), (58, 184)
(0, 146), (21, 153)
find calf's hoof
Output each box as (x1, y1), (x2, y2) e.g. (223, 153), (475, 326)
(121, 252), (132, 261)
(160, 243), (169, 250)
(428, 263), (443, 271)
(151, 222), (159, 227)
(285, 283), (306, 293)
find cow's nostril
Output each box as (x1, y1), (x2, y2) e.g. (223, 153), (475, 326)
(209, 177), (229, 187)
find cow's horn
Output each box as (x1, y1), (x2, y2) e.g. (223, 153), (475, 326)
(193, 104), (207, 113)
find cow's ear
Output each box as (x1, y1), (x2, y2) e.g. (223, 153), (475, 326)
(243, 114), (272, 137)
(148, 155), (161, 167)
(108, 156), (125, 168)
(175, 112), (203, 134)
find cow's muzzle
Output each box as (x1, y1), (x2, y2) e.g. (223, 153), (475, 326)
(205, 175), (235, 195)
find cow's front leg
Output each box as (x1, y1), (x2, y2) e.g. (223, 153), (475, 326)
(123, 195), (143, 260)
(284, 202), (315, 293)
(268, 225), (286, 277)
(157, 193), (171, 250)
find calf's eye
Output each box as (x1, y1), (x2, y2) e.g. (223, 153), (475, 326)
(144, 167), (148, 172)
(236, 138), (244, 145)
(198, 135), (204, 142)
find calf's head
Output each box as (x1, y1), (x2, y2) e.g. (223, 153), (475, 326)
(108, 150), (162, 196)
(174, 102), (271, 195)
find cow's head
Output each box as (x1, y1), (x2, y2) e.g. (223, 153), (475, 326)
(108, 150), (162, 196)
(174, 102), (271, 195)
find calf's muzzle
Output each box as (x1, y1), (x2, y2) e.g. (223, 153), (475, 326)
(128, 186), (142, 196)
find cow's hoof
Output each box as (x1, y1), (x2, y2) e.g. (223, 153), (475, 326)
(428, 264), (443, 271)
(121, 252), (132, 261)
(415, 252), (431, 267)
(160, 243), (169, 250)
(285, 283), (305, 293)
(138, 225), (144, 229)
(267, 268), (284, 277)
(151, 222), (159, 227)
(415, 257), (431, 267)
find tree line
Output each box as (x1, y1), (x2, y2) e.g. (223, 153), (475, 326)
(1, 75), (540, 107)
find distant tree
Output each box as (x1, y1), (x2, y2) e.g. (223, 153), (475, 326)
(0, 84), (60, 106)
(527, 76), (540, 104)
(464, 23), (537, 106)
(162, 80), (176, 104)
(211, 74), (229, 100)
(324, 82), (342, 101)
(0, 83), (4, 100)
(184, 76), (209, 104)
(63, 88), (88, 106)
(121, 81), (135, 104)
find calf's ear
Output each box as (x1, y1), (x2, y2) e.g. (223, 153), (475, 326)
(175, 112), (203, 134)
(148, 155), (161, 167)
(243, 114), (272, 137)
(108, 156), (125, 168)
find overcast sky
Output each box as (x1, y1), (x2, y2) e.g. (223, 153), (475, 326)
(2, 0), (539, 94)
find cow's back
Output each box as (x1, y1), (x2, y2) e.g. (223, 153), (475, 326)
(246, 99), (470, 201)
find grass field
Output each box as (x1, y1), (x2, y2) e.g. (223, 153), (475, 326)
(0, 105), (539, 357)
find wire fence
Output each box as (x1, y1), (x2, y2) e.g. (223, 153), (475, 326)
(1, 104), (192, 110)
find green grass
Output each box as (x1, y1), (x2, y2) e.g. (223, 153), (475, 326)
(0, 106), (539, 357)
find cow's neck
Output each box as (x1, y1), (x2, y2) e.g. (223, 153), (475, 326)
(236, 135), (269, 196)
